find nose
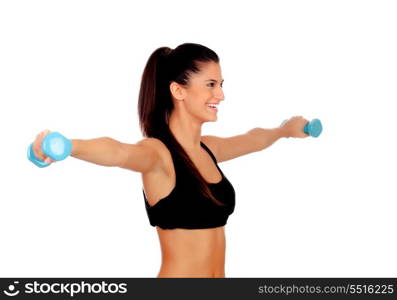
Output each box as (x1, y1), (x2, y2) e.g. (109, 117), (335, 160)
(214, 87), (225, 101)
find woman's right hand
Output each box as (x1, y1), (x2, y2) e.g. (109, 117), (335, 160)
(32, 129), (56, 164)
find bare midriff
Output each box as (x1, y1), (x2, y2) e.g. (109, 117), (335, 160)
(156, 225), (226, 278)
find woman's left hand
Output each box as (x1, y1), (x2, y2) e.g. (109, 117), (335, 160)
(280, 116), (310, 138)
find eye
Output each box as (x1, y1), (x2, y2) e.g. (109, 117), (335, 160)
(207, 82), (224, 88)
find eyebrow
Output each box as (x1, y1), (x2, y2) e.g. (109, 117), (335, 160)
(205, 79), (224, 83)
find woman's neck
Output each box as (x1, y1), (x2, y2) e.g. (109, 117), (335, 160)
(168, 109), (203, 152)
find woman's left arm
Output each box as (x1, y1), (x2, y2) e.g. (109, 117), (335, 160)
(202, 127), (285, 163)
(201, 116), (309, 163)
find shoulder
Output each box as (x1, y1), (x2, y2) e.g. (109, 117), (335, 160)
(136, 137), (166, 151)
(136, 137), (173, 172)
(136, 137), (172, 160)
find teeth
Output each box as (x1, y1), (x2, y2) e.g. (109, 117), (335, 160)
(208, 104), (218, 108)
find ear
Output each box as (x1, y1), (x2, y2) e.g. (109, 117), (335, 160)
(169, 81), (186, 101)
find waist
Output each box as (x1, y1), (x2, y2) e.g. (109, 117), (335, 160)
(156, 226), (226, 277)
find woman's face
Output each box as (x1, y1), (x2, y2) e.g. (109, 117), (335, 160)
(172, 61), (225, 123)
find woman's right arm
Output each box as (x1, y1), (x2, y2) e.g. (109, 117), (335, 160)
(72, 137), (162, 173)
(33, 130), (161, 173)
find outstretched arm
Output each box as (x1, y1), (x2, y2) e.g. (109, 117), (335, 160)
(71, 137), (126, 167)
(202, 127), (286, 163)
(32, 130), (161, 173)
(201, 116), (309, 163)
(71, 137), (162, 173)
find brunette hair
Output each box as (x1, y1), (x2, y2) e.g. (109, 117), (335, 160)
(137, 43), (224, 206)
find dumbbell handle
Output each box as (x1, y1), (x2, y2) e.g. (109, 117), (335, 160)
(281, 118), (323, 137)
(27, 132), (72, 168)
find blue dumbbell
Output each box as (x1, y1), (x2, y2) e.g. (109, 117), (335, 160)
(281, 118), (323, 137)
(27, 132), (72, 168)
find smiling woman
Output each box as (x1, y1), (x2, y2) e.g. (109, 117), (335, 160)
(138, 44), (228, 207)
(136, 44), (236, 277)
(29, 42), (308, 278)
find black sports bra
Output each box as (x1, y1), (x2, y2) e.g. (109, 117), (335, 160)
(143, 141), (236, 230)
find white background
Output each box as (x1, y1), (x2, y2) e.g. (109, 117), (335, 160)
(1, 0), (396, 277)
